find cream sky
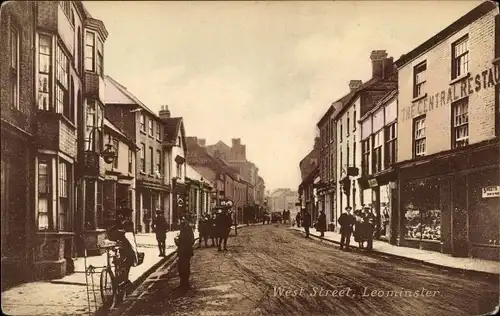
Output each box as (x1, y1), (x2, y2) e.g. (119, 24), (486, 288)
(84, 0), (480, 191)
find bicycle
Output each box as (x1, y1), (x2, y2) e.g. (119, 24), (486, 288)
(99, 239), (130, 310)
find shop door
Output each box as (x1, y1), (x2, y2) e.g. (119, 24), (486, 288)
(452, 176), (469, 257)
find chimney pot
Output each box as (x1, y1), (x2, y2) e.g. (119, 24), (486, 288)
(349, 80), (363, 92)
(370, 50), (393, 79)
(159, 105), (171, 119)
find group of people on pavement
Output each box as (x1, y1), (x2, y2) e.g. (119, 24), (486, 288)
(198, 209), (234, 251)
(298, 206), (376, 252)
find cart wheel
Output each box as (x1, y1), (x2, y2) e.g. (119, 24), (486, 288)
(100, 268), (116, 309)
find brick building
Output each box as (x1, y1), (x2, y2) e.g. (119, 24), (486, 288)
(317, 105), (336, 225)
(298, 137), (320, 223)
(185, 163), (213, 229)
(394, 1), (499, 260)
(1, 1), (37, 286)
(358, 89), (398, 244)
(335, 50), (398, 229)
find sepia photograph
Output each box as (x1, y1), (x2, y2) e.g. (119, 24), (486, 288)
(1, 0), (499, 315)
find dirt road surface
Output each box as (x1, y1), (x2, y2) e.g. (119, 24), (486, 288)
(108, 224), (499, 316)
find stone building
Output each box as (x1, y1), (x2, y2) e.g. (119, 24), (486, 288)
(394, 1), (499, 260)
(317, 105), (336, 225)
(185, 163), (213, 229)
(298, 137), (320, 223)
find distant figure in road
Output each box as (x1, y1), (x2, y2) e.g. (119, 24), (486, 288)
(296, 212), (302, 228)
(338, 206), (356, 251)
(198, 213), (209, 248)
(175, 217), (195, 289)
(302, 210), (312, 238)
(153, 210), (168, 256)
(317, 210), (327, 237)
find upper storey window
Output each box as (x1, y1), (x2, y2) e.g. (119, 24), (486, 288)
(452, 36), (469, 80)
(85, 30), (104, 76)
(413, 61), (427, 98)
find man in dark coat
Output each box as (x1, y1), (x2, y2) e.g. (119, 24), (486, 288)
(215, 210), (232, 251)
(295, 212), (302, 228)
(198, 213), (208, 248)
(363, 207), (376, 251)
(317, 210), (327, 237)
(302, 209), (312, 238)
(338, 206), (356, 251)
(175, 217), (195, 289)
(153, 210), (168, 256)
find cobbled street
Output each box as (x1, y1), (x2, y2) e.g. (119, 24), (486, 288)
(109, 225), (499, 316)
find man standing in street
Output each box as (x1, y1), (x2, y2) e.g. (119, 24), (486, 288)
(338, 206), (356, 251)
(302, 209), (312, 238)
(317, 210), (327, 237)
(153, 210), (168, 257)
(363, 207), (376, 251)
(175, 217), (195, 289)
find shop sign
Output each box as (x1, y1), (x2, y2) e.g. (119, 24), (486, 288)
(368, 178), (378, 188)
(482, 186), (500, 198)
(400, 64), (499, 122)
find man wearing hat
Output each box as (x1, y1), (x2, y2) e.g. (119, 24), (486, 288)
(338, 206), (356, 251)
(363, 206), (376, 251)
(153, 209), (168, 256)
(175, 216), (195, 289)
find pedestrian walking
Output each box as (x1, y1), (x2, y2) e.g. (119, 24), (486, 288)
(338, 206), (356, 251)
(317, 210), (327, 237)
(215, 210), (232, 251)
(174, 217), (195, 289)
(152, 210), (168, 256)
(296, 212), (302, 228)
(363, 207), (376, 251)
(198, 213), (209, 248)
(302, 209), (312, 238)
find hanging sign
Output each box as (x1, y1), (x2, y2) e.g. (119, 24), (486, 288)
(482, 186), (500, 198)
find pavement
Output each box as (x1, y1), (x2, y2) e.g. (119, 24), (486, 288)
(290, 226), (500, 276)
(1, 230), (198, 316)
(108, 224), (499, 316)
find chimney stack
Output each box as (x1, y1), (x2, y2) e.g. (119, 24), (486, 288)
(198, 139), (206, 147)
(159, 105), (171, 119)
(349, 80), (363, 92)
(370, 50), (392, 79)
(314, 137), (320, 149)
(232, 138), (241, 148)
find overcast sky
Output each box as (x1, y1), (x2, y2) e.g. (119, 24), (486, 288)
(84, 0), (480, 191)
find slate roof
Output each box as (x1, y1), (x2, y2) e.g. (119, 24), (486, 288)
(162, 117), (183, 145)
(299, 146), (320, 181)
(104, 76), (158, 118)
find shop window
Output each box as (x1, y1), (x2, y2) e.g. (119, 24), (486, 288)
(38, 34), (52, 111)
(452, 35), (469, 80)
(58, 161), (70, 231)
(452, 99), (469, 149)
(38, 159), (51, 231)
(413, 61), (427, 98)
(413, 116), (426, 157)
(468, 169), (499, 245)
(403, 179), (441, 241)
(380, 185), (392, 238)
(384, 123), (397, 168)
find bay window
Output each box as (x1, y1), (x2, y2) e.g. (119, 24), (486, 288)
(85, 31), (95, 72)
(56, 44), (71, 120)
(96, 38), (103, 75)
(384, 123), (397, 168)
(58, 161), (69, 231)
(38, 34), (52, 110)
(84, 101), (103, 152)
(10, 27), (19, 109)
(361, 139), (370, 175)
(38, 159), (51, 231)
(113, 138), (119, 169)
(372, 131), (383, 174)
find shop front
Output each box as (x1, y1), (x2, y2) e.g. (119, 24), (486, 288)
(358, 169), (398, 244)
(396, 139), (499, 260)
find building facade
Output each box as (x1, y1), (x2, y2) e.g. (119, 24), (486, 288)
(335, 50), (397, 229)
(358, 90), (398, 243)
(394, 2), (499, 260)
(1, 0), (37, 285)
(317, 105), (336, 225)
(298, 137), (320, 222)
(186, 163), (213, 229)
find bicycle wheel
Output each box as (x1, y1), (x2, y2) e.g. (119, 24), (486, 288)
(100, 267), (116, 309)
